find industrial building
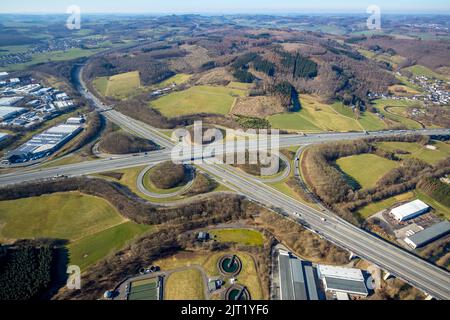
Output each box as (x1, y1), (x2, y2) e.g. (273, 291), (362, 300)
(317, 265), (368, 297)
(405, 221), (450, 249)
(278, 251), (319, 300)
(0, 106), (27, 121)
(66, 116), (85, 125)
(6, 123), (82, 163)
(0, 132), (9, 143)
(390, 199), (430, 221)
(0, 96), (24, 106)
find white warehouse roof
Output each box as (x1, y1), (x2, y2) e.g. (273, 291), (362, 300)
(391, 200), (430, 221)
(46, 124), (81, 134)
(0, 106), (26, 120)
(317, 265), (368, 296)
(318, 265), (364, 282)
(0, 96), (24, 106)
(0, 132), (9, 141)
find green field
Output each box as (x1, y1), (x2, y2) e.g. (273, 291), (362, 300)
(165, 268), (205, 300)
(377, 141), (450, 165)
(268, 95), (386, 132)
(0, 48), (102, 72)
(92, 76), (109, 96)
(68, 222), (152, 270)
(93, 71), (143, 99)
(0, 192), (124, 240)
(209, 229), (265, 246)
(372, 99), (423, 129)
(157, 73), (191, 87)
(336, 154), (399, 189)
(403, 65), (448, 81)
(227, 81), (254, 90)
(357, 192), (415, 218)
(0, 192), (152, 270)
(128, 278), (159, 300)
(268, 112), (322, 132)
(150, 85), (247, 117)
(357, 189), (450, 220)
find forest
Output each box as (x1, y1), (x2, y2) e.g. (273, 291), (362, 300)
(0, 243), (54, 300)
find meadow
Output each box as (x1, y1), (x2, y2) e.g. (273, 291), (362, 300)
(164, 268), (205, 300)
(336, 154), (399, 189)
(150, 85), (247, 117)
(371, 99), (423, 129)
(0, 192), (152, 270)
(93, 71), (142, 99)
(209, 228), (265, 246)
(268, 95), (386, 132)
(156, 73), (191, 87)
(403, 65), (448, 81)
(376, 141), (450, 165)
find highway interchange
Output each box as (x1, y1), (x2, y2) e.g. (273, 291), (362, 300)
(0, 63), (449, 299)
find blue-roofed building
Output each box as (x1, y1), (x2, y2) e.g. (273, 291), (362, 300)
(405, 221), (450, 249)
(6, 123), (82, 163)
(278, 251), (320, 300)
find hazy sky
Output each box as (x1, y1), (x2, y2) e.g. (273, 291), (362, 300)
(1, 0), (449, 14)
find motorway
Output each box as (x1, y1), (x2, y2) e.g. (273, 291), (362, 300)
(0, 63), (449, 299)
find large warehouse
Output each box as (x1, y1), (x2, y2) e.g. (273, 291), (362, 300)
(7, 123), (82, 163)
(390, 199), (430, 221)
(0, 132), (9, 143)
(405, 221), (450, 249)
(0, 106), (26, 121)
(278, 251), (319, 300)
(317, 265), (368, 297)
(0, 96), (24, 106)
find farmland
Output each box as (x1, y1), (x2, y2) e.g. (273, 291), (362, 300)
(268, 95), (386, 132)
(371, 99), (423, 129)
(403, 65), (448, 81)
(376, 141), (450, 165)
(68, 222), (152, 271)
(209, 228), (265, 246)
(93, 71), (142, 99)
(336, 154), (399, 189)
(0, 192), (152, 270)
(156, 73), (191, 87)
(150, 85), (247, 117)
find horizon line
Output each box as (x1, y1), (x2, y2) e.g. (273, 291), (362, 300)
(1, 11), (450, 15)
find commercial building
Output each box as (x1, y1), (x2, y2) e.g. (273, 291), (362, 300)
(0, 106), (27, 121)
(0, 96), (24, 106)
(66, 116), (85, 125)
(0, 132), (9, 143)
(317, 265), (368, 297)
(6, 123), (82, 163)
(278, 251), (319, 300)
(405, 221), (450, 249)
(391, 199), (430, 221)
